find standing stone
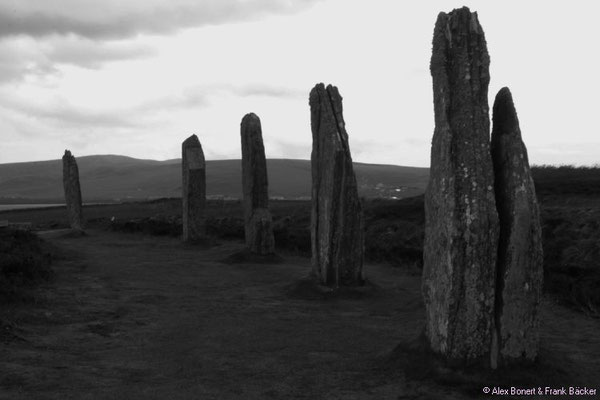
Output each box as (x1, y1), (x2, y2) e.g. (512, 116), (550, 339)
(491, 87), (543, 363)
(422, 7), (499, 363)
(182, 135), (206, 242)
(309, 83), (364, 287)
(240, 113), (275, 255)
(62, 150), (84, 231)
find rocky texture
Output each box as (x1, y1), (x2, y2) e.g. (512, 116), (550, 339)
(240, 113), (275, 255)
(182, 135), (206, 242)
(309, 83), (364, 287)
(422, 7), (499, 363)
(62, 150), (84, 231)
(491, 87), (543, 364)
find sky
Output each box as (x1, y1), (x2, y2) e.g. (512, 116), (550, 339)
(0, 0), (598, 167)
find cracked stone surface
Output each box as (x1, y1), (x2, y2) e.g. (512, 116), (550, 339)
(309, 83), (364, 287)
(240, 113), (275, 255)
(182, 135), (206, 242)
(62, 150), (84, 231)
(491, 87), (543, 364)
(422, 7), (499, 363)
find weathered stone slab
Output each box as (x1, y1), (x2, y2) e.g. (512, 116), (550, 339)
(182, 135), (206, 242)
(491, 87), (543, 363)
(62, 150), (84, 231)
(240, 113), (275, 255)
(422, 7), (499, 363)
(309, 83), (364, 287)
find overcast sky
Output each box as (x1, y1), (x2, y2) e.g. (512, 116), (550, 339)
(0, 0), (598, 167)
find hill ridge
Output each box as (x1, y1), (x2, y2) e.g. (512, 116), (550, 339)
(0, 155), (429, 202)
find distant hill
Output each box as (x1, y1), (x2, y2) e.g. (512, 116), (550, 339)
(0, 155), (429, 203)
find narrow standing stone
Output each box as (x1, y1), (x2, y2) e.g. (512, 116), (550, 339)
(309, 83), (364, 287)
(422, 7), (499, 363)
(240, 113), (275, 255)
(182, 135), (206, 242)
(62, 150), (84, 231)
(491, 87), (543, 363)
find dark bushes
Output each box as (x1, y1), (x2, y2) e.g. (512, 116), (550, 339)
(272, 215), (311, 255)
(532, 165), (600, 197)
(110, 216), (182, 237)
(0, 229), (53, 302)
(541, 207), (600, 313)
(206, 217), (245, 239)
(363, 197), (424, 270)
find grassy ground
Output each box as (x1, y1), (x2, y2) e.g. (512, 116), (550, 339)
(1, 229), (599, 399)
(2, 188), (599, 314)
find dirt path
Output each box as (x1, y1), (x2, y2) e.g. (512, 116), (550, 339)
(1, 230), (599, 399)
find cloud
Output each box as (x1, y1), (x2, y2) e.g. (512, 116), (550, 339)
(0, 90), (150, 133)
(0, 0), (322, 85)
(403, 137), (428, 147)
(48, 37), (157, 69)
(0, 35), (156, 84)
(139, 83), (304, 110)
(0, 0), (324, 40)
(268, 138), (311, 159)
(0, 56), (57, 84)
(137, 89), (211, 111)
(529, 142), (600, 166)
(0, 0), (324, 85)
(0, 37), (58, 83)
(234, 84), (305, 99)
(39, 105), (138, 129)
(0, 81), (301, 139)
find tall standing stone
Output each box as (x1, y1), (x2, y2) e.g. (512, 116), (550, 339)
(182, 135), (206, 242)
(240, 113), (275, 255)
(422, 7), (499, 363)
(491, 87), (543, 363)
(62, 150), (84, 231)
(309, 83), (364, 287)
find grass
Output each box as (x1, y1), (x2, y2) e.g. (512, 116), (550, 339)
(0, 228), (54, 303)
(1, 224), (598, 399)
(1, 164), (599, 315)
(101, 194), (598, 314)
(103, 198), (425, 267)
(0, 165), (599, 397)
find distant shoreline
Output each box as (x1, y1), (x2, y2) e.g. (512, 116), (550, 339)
(0, 204), (64, 212)
(0, 202), (122, 212)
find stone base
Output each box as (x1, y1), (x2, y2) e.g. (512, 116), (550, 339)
(387, 333), (571, 396)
